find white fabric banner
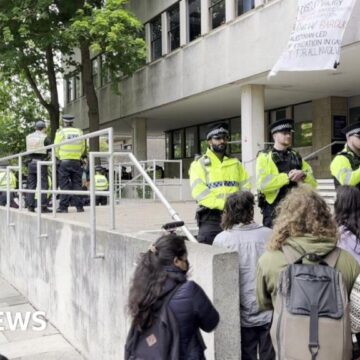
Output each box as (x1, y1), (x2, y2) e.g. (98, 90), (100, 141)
(269, 0), (357, 76)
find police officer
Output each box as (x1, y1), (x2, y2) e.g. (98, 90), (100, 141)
(0, 161), (18, 208)
(94, 165), (109, 206)
(189, 123), (250, 245)
(54, 114), (86, 213)
(330, 120), (360, 189)
(26, 120), (51, 212)
(256, 119), (317, 228)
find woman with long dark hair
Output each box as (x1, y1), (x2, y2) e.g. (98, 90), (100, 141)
(335, 186), (360, 263)
(126, 234), (219, 360)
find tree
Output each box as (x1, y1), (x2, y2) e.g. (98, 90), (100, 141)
(0, 0), (66, 140)
(0, 75), (47, 157)
(0, 0), (146, 149)
(63, 0), (146, 150)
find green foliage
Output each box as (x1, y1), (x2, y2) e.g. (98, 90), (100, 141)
(0, 74), (47, 157)
(66, 0), (146, 82)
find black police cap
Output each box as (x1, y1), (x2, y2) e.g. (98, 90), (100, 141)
(270, 119), (294, 134)
(206, 122), (229, 140)
(341, 120), (360, 136)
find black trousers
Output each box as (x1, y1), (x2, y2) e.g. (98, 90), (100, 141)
(196, 208), (222, 245)
(58, 160), (83, 209)
(0, 192), (17, 207)
(241, 324), (275, 360)
(96, 195), (107, 206)
(27, 161), (48, 208)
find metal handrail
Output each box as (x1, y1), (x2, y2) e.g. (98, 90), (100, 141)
(0, 127), (196, 259)
(117, 159), (183, 201)
(303, 141), (345, 161)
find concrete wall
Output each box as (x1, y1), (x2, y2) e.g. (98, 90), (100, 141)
(0, 209), (240, 360)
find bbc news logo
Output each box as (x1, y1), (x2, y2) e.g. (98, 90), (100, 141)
(0, 311), (47, 331)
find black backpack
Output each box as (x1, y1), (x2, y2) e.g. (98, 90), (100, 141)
(125, 284), (182, 360)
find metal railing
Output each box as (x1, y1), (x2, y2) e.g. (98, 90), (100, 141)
(0, 127), (196, 260)
(116, 159), (183, 201)
(303, 141), (345, 161)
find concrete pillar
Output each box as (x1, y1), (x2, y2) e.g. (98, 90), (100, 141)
(226, 0), (236, 22)
(180, 0), (188, 46)
(132, 118), (147, 161)
(201, 0), (210, 34)
(161, 12), (169, 56)
(241, 84), (265, 187)
(145, 23), (151, 63)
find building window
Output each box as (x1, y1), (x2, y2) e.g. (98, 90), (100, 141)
(230, 118), (241, 154)
(92, 57), (99, 88)
(168, 4), (180, 51)
(165, 132), (171, 159)
(66, 77), (74, 103)
(209, 0), (225, 30)
(185, 127), (198, 158)
(100, 54), (110, 86)
(74, 72), (81, 99)
(173, 130), (183, 159)
(150, 16), (162, 60)
(199, 124), (209, 154)
(237, 0), (254, 16)
(294, 102), (313, 147)
(189, 0), (201, 41)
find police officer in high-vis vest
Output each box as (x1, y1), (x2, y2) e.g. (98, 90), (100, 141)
(330, 120), (360, 190)
(256, 119), (317, 228)
(54, 114), (86, 213)
(189, 123), (250, 245)
(94, 165), (109, 206)
(26, 120), (51, 213)
(0, 161), (18, 208)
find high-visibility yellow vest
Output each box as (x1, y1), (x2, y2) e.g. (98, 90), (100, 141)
(256, 150), (317, 204)
(95, 173), (109, 191)
(26, 131), (47, 154)
(0, 169), (17, 190)
(330, 145), (360, 187)
(189, 148), (250, 211)
(54, 127), (86, 160)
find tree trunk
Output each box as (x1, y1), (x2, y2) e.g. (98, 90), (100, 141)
(80, 42), (100, 153)
(45, 46), (60, 141)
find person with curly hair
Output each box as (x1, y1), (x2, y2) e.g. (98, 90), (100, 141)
(213, 191), (274, 360)
(126, 234), (219, 360)
(256, 184), (360, 310)
(335, 186), (360, 264)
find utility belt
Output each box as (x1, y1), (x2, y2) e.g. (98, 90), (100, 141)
(195, 206), (222, 226)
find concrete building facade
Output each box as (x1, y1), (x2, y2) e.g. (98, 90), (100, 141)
(64, 0), (360, 180)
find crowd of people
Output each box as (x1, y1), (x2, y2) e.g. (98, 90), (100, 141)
(126, 118), (360, 359)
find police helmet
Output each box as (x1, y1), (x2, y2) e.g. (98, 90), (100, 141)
(62, 114), (75, 123)
(35, 120), (46, 130)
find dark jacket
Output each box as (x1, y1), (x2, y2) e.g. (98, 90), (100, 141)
(164, 268), (220, 360)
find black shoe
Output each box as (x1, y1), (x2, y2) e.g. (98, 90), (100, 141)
(28, 207), (35, 213)
(56, 208), (68, 213)
(76, 207), (84, 213)
(41, 207), (52, 213)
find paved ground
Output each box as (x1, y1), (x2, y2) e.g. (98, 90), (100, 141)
(32, 199), (262, 235)
(0, 278), (83, 360)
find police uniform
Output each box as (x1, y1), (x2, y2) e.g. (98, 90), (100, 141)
(256, 119), (317, 228)
(0, 164), (17, 207)
(94, 166), (109, 206)
(189, 124), (250, 245)
(54, 115), (86, 212)
(330, 121), (360, 190)
(26, 121), (51, 212)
